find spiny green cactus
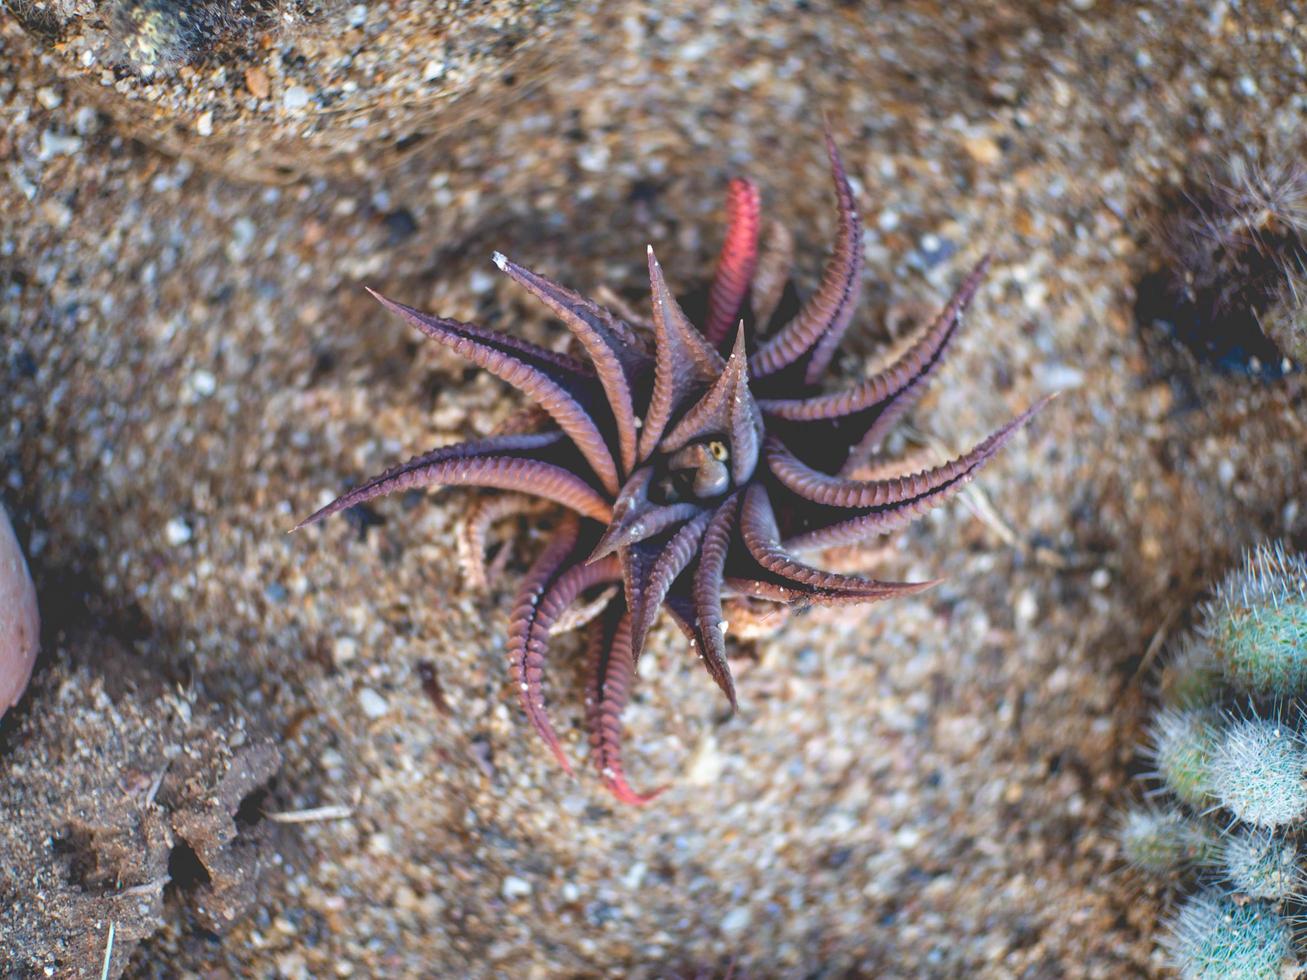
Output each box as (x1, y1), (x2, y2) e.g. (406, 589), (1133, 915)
(1209, 715), (1307, 829)
(1151, 154), (1307, 375)
(1149, 709), (1219, 809)
(1221, 827), (1302, 901)
(1120, 807), (1219, 876)
(1124, 544), (1307, 977)
(110, 0), (267, 74)
(1165, 891), (1294, 980)
(1204, 542), (1307, 698)
(1160, 636), (1224, 711)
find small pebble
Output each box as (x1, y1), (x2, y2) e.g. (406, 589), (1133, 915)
(333, 638), (358, 665)
(39, 131), (82, 160)
(72, 107), (99, 136)
(245, 67), (271, 100)
(1014, 589), (1038, 628)
(190, 369), (216, 397)
(963, 134), (1001, 166)
(283, 86), (311, 112)
(720, 907), (751, 934)
(502, 876), (532, 900)
(686, 733), (724, 785)
(1035, 363), (1085, 391)
(358, 688), (389, 719)
(164, 517), (193, 546)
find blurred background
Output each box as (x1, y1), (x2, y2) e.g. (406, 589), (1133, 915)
(0, 1), (1303, 976)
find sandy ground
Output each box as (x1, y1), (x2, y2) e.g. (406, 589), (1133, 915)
(1, 1), (1304, 976)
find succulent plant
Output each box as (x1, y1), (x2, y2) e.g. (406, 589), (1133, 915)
(1143, 156), (1307, 374)
(1159, 636), (1223, 711)
(1209, 716), (1307, 829)
(1204, 542), (1307, 699)
(1148, 709), (1218, 809)
(1221, 827), (1302, 901)
(1165, 891), (1294, 980)
(1119, 807), (1218, 877)
(110, 0), (266, 74)
(298, 132), (1048, 803)
(1122, 543), (1307, 975)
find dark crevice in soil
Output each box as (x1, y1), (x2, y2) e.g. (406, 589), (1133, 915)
(1133, 267), (1289, 380)
(234, 785), (270, 831)
(166, 839), (213, 892)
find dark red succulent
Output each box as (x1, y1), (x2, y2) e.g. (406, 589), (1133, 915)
(298, 132), (1048, 804)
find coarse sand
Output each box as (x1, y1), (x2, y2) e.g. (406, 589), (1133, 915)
(1, 1), (1304, 976)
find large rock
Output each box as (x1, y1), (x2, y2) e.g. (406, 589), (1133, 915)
(0, 504), (38, 719)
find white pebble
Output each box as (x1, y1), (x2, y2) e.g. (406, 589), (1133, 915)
(577, 143), (610, 173)
(1035, 363), (1085, 391)
(686, 732), (724, 785)
(164, 517), (193, 546)
(358, 688), (389, 719)
(502, 875), (532, 900)
(190, 369), (217, 397)
(622, 862), (647, 889)
(332, 638), (357, 665)
(1014, 589), (1038, 627)
(283, 86), (311, 111)
(39, 131), (82, 160)
(720, 907), (751, 934)
(73, 106), (99, 136)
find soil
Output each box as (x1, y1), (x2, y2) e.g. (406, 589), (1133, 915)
(1, 0), (1304, 977)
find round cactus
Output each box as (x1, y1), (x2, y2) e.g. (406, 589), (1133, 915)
(1204, 542), (1307, 698)
(1150, 155), (1307, 376)
(1160, 636), (1225, 711)
(1149, 709), (1218, 808)
(1165, 891), (1294, 980)
(1208, 715), (1307, 828)
(1128, 545), (1307, 976)
(1120, 807), (1219, 876)
(110, 0), (258, 75)
(1222, 827), (1302, 901)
